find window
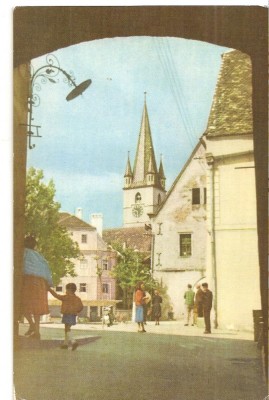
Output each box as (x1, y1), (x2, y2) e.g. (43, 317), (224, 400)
(192, 187), (207, 205)
(55, 286), (62, 292)
(81, 234), (87, 243)
(192, 188), (200, 205)
(80, 260), (88, 269)
(135, 192), (142, 203)
(158, 194), (162, 204)
(79, 283), (87, 292)
(102, 283), (109, 294)
(179, 234), (192, 256)
(102, 260), (108, 270)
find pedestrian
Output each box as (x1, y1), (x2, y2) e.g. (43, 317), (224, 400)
(201, 282), (213, 334)
(195, 284), (204, 318)
(135, 281), (147, 333)
(143, 290), (151, 325)
(193, 284), (204, 325)
(183, 284), (195, 326)
(22, 235), (54, 340)
(49, 283), (83, 349)
(152, 289), (162, 325)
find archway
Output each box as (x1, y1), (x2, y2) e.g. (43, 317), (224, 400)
(13, 8), (267, 365)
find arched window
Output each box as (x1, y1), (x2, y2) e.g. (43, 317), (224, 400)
(158, 194), (162, 204)
(135, 192), (142, 203)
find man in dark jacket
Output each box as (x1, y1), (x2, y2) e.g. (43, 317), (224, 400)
(201, 283), (213, 334)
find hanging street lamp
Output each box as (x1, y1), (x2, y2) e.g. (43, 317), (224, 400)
(21, 53), (92, 149)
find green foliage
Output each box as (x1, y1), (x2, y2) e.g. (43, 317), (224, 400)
(109, 241), (156, 309)
(24, 167), (80, 285)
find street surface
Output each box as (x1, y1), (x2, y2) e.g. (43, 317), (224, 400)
(14, 321), (267, 400)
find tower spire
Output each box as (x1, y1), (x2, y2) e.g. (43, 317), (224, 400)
(132, 93), (158, 185)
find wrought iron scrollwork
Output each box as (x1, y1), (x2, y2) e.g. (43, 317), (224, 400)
(20, 53), (91, 149)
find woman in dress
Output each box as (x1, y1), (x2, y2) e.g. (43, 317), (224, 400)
(152, 289), (162, 325)
(135, 281), (147, 333)
(22, 236), (54, 339)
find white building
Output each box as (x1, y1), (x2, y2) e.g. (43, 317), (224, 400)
(48, 211), (118, 320)
(150, 141), (207, 319)
(203, 49), (261, 330)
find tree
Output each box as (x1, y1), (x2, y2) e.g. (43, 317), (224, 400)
(110, 241), (156, 309)
(24, 167), (80, 284)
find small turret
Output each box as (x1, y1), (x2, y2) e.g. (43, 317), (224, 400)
(158, 155), (166, 189)
(146, 153), (156, 185)
(124, 151), (133, 188)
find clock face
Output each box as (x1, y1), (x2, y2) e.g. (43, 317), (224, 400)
(132, 204), (144, 218)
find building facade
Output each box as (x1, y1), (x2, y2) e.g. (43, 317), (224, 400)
(150, 141), (207, 319)
(203, 50), (261, 330)
(48, 212), (118, 320)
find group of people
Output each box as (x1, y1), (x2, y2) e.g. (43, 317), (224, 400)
(183, 283), (213, 334)
(21, 235), (83, 350)
(21, 235), (213, 345)
(134, 281), (163, 332)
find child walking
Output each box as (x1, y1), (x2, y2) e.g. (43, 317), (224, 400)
(49, 283), (83, 350)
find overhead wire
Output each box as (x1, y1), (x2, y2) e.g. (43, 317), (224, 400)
(154, 37), (197, 150)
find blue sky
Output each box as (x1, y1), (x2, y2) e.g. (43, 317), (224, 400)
(27, 36), (230, 228)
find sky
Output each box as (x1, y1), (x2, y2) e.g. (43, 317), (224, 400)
(27, 36), (230, 228)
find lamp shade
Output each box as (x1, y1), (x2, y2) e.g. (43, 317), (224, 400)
(66, 79), (92, 101)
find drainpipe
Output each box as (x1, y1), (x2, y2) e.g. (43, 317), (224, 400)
(206, 154), (218, 329)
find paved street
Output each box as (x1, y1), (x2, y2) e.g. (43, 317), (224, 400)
(14, 321), (267, 400)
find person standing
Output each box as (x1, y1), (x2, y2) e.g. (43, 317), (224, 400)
(152, 290), (162, 325)
(193, 284), (204, 325)
(143, 290), (151, 325)
(201, 282), (213, 334)
(22, 236), (54, 339)
(183, 284), (195, 326)
(48, 283), (83, 350)
(135, 281), (146, 333)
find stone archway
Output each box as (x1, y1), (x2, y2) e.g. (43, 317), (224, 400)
(13, 7), (267, 361)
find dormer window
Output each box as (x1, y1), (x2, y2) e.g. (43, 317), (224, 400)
(135, 192), (142, 203)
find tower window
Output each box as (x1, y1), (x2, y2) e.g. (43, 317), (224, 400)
(158, 194), (162, 204)
(135, 192), (142, 203)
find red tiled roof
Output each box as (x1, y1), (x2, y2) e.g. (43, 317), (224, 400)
(103, 226), (151, 253)
(59, 212), (95, 230)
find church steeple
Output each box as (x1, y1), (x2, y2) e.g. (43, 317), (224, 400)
(123, 94), (166, 227)
(132, 93), (159, 186)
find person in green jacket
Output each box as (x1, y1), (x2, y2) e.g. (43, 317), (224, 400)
(184, 284), (195, 326)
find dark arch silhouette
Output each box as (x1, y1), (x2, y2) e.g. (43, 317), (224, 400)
(13, 7), (267, 369)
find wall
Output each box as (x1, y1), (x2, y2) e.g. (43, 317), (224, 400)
(206, 135), (261, 330)
(152, 143), (207, 318)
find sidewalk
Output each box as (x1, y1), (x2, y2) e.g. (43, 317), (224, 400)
(36, 319), (254, 341)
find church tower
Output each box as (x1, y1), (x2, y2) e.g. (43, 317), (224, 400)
(123, 94), (166, 227)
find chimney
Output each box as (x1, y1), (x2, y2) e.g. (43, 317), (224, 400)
(75, 208), (83, 219)
(90, 213), (103, 237)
